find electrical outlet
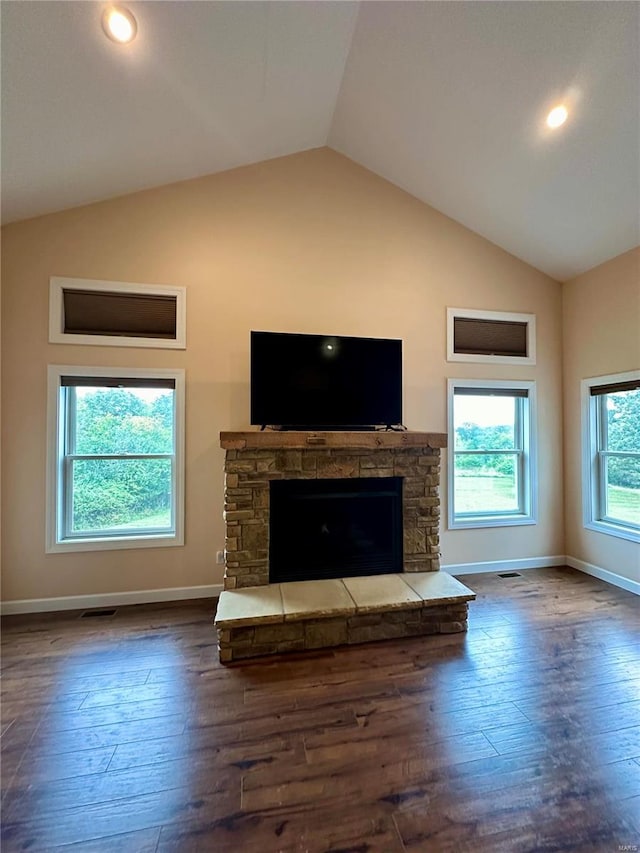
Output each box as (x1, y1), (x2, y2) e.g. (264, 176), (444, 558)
(216, 550), (225, 565)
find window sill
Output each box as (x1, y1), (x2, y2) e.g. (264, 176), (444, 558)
(46, 533), (183, 554)
(447, 352), (536, 366)
(584, 520), (640, 545)
(449, 515), (537, 531)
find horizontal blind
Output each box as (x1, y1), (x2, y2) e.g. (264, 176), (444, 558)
(590, 379), (640, 396)
(454, 317), (528, 357)
(63, 289), (177, 339)
(61, 376), (175, 390)
(454, 387), (528, 398)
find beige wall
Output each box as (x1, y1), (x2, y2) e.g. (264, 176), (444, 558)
(562, 248), (640, 584)
(1, 148), (563, 603)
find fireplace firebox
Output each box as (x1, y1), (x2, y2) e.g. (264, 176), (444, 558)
(269, 477), (403, 583)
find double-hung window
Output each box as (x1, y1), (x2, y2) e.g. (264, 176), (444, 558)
(448, 379), (536, 529)
(582, 372), (640, 542)
(47, 366), (185, 552)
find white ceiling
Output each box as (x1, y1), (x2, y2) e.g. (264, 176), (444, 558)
(0, 2), (358, 224)
(2, 1), (639, 280)
(331, 2), (640, 281)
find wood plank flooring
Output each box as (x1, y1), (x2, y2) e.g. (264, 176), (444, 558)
(1, 566), (639, 852)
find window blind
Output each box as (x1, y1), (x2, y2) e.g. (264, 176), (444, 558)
(453, 317), (528, 357)
(61, 376), (175, 390)
(454, 387), (528, 398)
(63, 289), (177, 339)
(589, 379), (640, 396)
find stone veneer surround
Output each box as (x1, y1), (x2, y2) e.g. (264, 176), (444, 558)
(220, 431), (447, 590)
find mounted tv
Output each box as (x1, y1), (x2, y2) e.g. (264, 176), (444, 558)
(251, 331), (402, 429)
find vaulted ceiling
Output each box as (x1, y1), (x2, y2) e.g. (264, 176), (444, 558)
(2, 1), (638, 280)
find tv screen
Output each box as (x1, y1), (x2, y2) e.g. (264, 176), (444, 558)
(251, 331), (402, 428)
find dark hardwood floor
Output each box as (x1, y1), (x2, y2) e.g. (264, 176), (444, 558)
(1, 566), (639, 852)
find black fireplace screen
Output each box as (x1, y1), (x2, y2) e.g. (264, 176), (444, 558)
(269, 477), (403, 583)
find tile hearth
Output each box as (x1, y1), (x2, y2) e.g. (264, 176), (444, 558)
(215, 571), (476, 662)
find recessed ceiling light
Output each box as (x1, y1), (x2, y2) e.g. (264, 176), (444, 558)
(546, 105), (568, 129)
(102, 6), (137, 44)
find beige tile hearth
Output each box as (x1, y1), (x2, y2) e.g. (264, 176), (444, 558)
(342, 573), (422, 613)
(215, 572), (476, 660)
(214, 572), (476, 635)
(214, 584), (283, 627)
(282, 578), (356, 621)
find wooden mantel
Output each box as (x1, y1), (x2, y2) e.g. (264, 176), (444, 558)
(220, 430), (447, 451)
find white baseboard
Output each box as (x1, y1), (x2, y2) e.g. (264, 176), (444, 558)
(0, 584), (223, 616)
(565, 556), (640, 596)
(3, 556), (637, 615)
(444, 554), (639, 596)
(443, 555), (566, 576)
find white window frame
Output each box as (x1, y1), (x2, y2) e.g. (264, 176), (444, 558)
(46, 365), (185, 553)
(49, 277), (187, 349)
(447, 378), (537, 529)
(447, 307), (536, 365)
(581, 370), (640, 544)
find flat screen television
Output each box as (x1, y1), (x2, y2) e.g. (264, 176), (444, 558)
(250, 331), (402, 429)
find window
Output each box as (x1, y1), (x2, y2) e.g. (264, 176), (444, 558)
(49, 277), (186, 349)
(582, 371), (640, 543)
(447, 308), (536, 365)
(47, 366), (185, 552)
(448, 379), (537, 529)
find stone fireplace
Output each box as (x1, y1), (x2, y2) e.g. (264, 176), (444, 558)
(220, 430), (445, 590)
(215, 431), (475, 662)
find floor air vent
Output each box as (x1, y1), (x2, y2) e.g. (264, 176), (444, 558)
(81, 608), (117, 618)
(498, 572), (522, 578)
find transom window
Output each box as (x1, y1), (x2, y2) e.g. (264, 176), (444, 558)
(49, 277), (186, 349)
(448, 379), (536, 529)
(47, 366), (185, 552)
(582, 372), (640, 542)
(446, 308), (536, 365)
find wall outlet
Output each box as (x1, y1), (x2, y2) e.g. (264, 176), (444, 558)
(216, 550), (225, 565)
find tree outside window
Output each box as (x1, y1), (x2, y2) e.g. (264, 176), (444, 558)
(47, 366), (184, 552)
(585, 376), (640, 539)
(67, 384), (175, 535)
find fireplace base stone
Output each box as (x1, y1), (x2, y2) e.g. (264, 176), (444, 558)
(218, 604), (470, 662)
